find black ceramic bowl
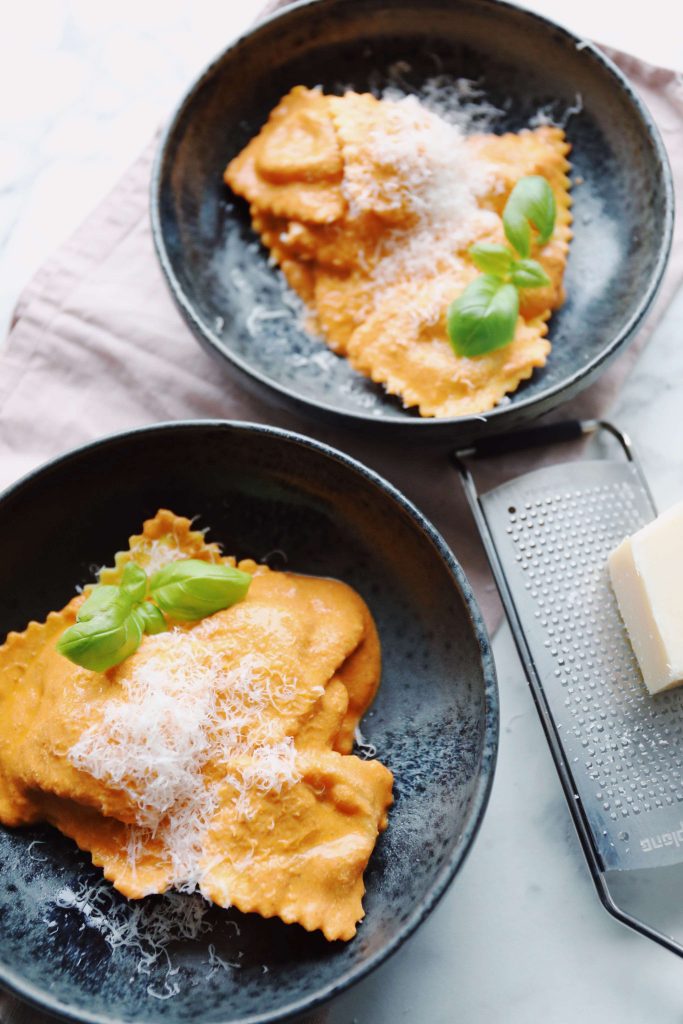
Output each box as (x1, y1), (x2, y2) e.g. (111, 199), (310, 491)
(0, 422), (497, 1024)
(152, 0), (673, 444)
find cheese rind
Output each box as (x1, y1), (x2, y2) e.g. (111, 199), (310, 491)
(608, 501), (683, 695)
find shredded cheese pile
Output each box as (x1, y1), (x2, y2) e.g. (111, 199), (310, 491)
(69, 632), (306, 891)
(348, 94), (496, 289)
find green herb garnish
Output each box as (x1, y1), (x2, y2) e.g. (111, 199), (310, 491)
(447, 175), (556, 358)
(57, 558), (252, 672)
(134, 600), (168, 635)
(119, 562), (148, 604)
(150, 559), (252, 622)
(503, 175), (557, 257)
(446, 274), (519, 358)
(57, 589), (145, 673)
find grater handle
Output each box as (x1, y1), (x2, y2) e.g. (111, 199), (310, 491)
(453, 419), (654, 511)
(454, 418), (596, 459)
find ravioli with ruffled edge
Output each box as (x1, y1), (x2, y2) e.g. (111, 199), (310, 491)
(225, 86), (572, 418)
(0, 510), (392, 942)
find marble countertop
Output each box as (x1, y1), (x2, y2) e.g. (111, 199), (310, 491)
(2, 2), (683, 1023)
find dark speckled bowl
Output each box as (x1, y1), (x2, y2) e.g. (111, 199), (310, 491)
(152, 0), (673, 443)
(0, 422), (497, 1024)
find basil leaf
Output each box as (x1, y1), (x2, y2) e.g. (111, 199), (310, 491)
(503, 175), (556, 257)
(502, 205), (530, 259)
(57, 600), (143, 673)
(469, 242), (513, 277)
(57, 558), (250, 671)
(510, 258), (551, 289)
(135, 601), (168, 636)
(78, 585), (126, 622)
(120, 562), (148, 603)
(150, 559), (252, 621)
(447, 275), (519, 357)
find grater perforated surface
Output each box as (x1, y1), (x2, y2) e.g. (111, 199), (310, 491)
(482, 459), (683, 870)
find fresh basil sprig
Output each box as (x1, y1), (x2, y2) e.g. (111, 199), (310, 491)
(503, 175), (557, 258)
(134, 600), (168, 635)
(150, 559), (252, 622)
(57, 558), (252, 672)
(446, 275), (519, 358)
(58, 587), (145, 673)
(119, 562), (148, 604)
(447, 175), (556, 358)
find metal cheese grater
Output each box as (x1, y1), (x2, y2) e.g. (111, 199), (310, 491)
(454, 419), (683, 957)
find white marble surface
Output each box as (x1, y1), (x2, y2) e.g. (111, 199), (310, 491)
(0, 1), (262, 337)
(2, 3), (683, 1023)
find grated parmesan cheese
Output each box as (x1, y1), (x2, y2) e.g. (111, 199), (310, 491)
(68, 633), (303, 895)
(353, 724), (377, 761)
(380, 66), (505, 132)
(46, 880), (238, 999)
(528, 91), (584, 130)
(339, 92), (498, 307)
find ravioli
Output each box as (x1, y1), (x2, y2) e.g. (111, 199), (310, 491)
(224, 87), (572, 417)
(227, 85), (345, 224)
(0, 510), (392, 942)
(201, 750), (392, 937)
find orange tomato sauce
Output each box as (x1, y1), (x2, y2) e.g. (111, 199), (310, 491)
(0, 510), (392, 941)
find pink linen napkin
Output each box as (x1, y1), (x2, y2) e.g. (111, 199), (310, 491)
(0, 52), (682, 636)
(1, 23), (683, 1024)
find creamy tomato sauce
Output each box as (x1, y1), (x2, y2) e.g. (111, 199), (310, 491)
(0, 510), (392, 942)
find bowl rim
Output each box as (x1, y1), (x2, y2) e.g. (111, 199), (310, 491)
(150, 0), (675, 435)
(0, 419), (499, 1024)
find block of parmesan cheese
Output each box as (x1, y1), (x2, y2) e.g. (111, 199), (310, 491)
(608, 501), (683, 695)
